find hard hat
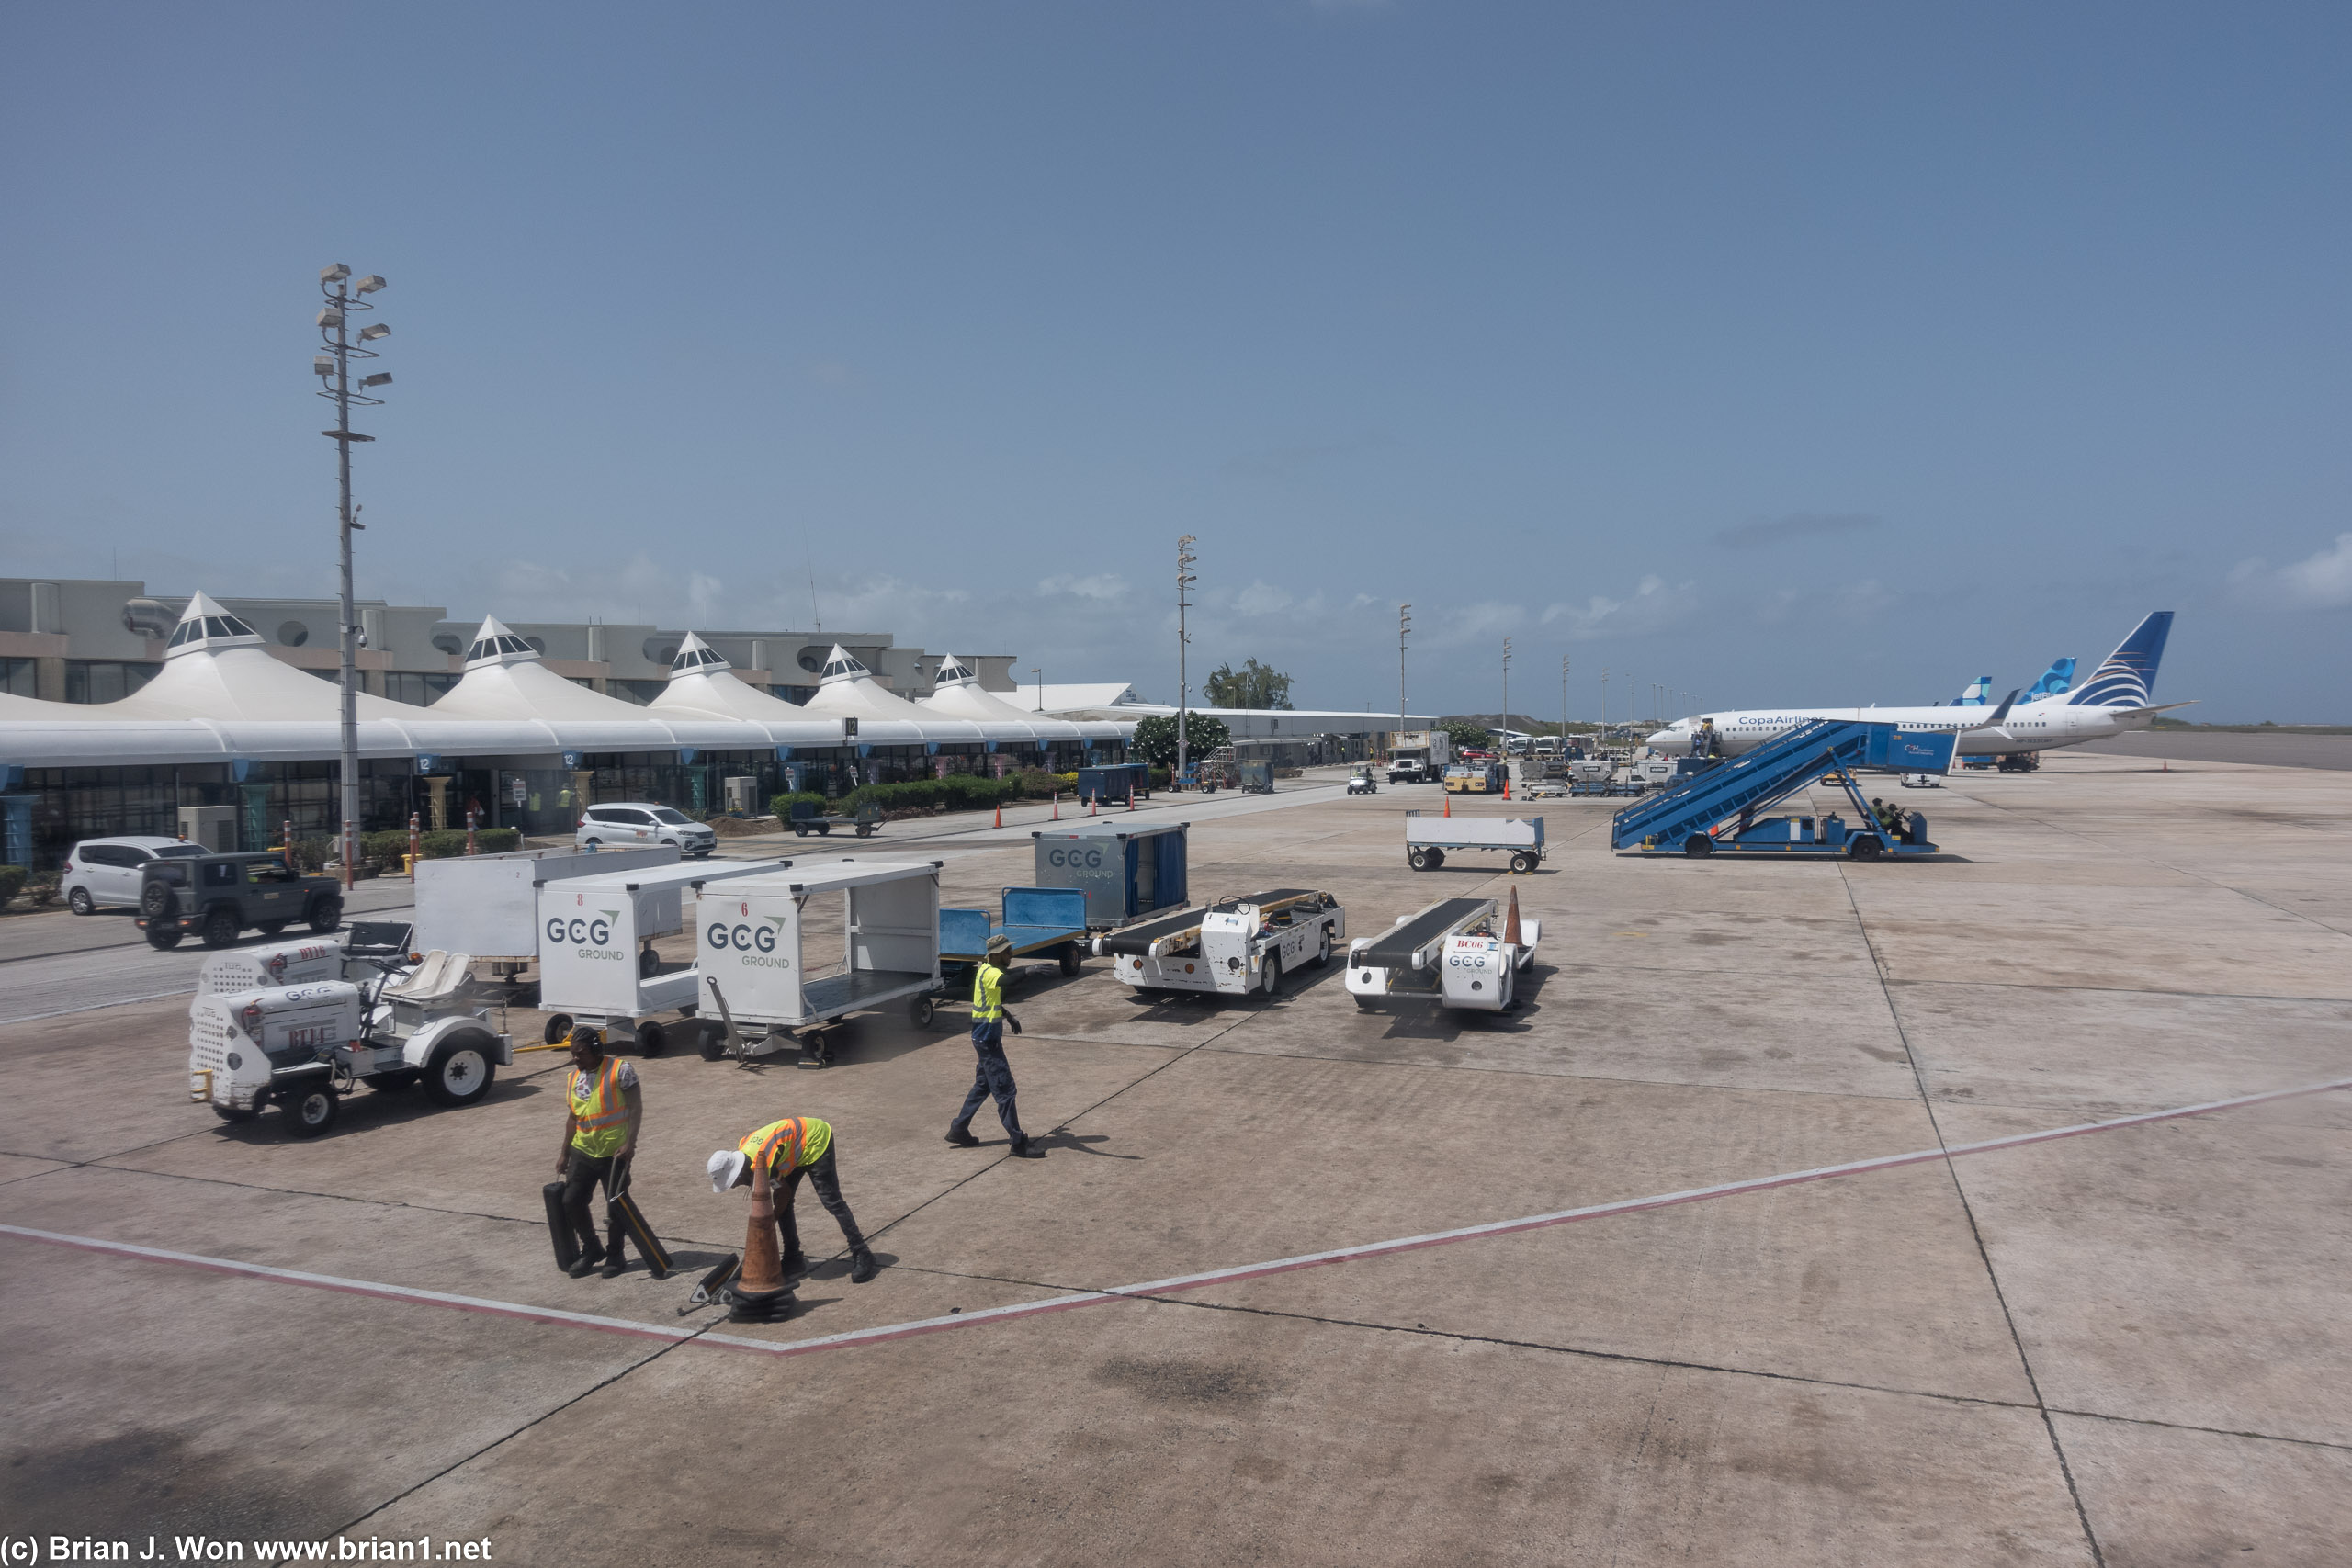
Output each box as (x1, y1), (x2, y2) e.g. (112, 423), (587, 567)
(707, 1149), (747, 1193)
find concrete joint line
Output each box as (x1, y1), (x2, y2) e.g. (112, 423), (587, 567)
(4, 1076), (2345, 1368)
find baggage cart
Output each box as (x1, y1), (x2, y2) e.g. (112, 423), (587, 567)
(1403, 811), (1546, 874)
(1032, 821), (1189, 929)
(695, 859), (943, 1067)
(533, 859), (789, 1054)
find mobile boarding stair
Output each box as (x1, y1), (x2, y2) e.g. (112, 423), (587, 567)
(1610, 718), (1962, 859)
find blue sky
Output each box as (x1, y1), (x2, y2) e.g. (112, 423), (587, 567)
(4, 2), (2346, 720)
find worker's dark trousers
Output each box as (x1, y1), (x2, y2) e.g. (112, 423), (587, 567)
(560, 1152), (628, 1259)
(954, 1023), (1026, 1144)
(776, 1145), (865, 1260)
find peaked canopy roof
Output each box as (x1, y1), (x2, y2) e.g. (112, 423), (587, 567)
(920, 654), (1078, 735)
(799, 643), (940, 723)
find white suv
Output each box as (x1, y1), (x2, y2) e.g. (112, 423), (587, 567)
(62, 836), (210, 915)
(573, 803), (717, 858)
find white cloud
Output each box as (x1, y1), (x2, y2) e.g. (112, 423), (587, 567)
(2232, 532), (2352, 611)
(1233, 581), (1296, 615)
(1036, 573), (1128, 602)
(1540, 575), (1695, 641)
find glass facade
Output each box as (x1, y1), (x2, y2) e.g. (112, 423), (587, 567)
(64, 660), (160, 703)
(0, 657), (35, 697)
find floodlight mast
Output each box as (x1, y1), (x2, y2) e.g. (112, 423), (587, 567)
(316, 262), (388, 888)
(1397, 604), (1411, 757)
(1175, 536), (1197, 786)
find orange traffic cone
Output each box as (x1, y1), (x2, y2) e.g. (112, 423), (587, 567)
(993, 802), (1003, 829)
(1443, 793), (1452, 818)
(1504, 886), (1522, 943)
(1128, 788), (1136, 812)
(1504, 776), (1512, 800)
(729, 1157), (792, 1323)
(1052, 793), (1060, 820)
(1090, 796), (1098, 817)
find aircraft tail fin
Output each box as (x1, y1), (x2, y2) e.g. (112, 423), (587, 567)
(2022, 656), (2076, 703)
(2068, 613), (2173, 707)
(1952, 675), (1992, 707)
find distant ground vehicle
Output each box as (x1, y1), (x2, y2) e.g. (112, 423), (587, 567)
(1901, 773), (1943, 789)
(787, 800), (883, 838)
(187, 923), (513, 1139)
(138, 852), (344, 951)
(1346, 766), (1378, 795)
(1385, 758), (1428, 785)
(1385, 730), (1452, 783)
(575, 803), (716, 857)
(62, 835), (207, 915)
(1443, 761), (1508, 795)
(1238, 759), (1275, 795)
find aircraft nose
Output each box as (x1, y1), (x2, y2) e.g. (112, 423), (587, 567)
(1645, 728), (1683, 751)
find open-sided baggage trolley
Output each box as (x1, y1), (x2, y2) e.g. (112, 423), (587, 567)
(694, 859), (943, 1067)
(533, 858), (787, 1054)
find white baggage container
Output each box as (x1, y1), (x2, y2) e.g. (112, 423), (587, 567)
(416, 845), (677, 965)
(695, 859), (942, 1066)
(534, 858), (786, 1052)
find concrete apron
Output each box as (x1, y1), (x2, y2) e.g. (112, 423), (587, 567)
(1, 753), (2347, 1563)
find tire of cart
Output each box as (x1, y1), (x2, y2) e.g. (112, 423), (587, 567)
(542, 1013), (575, 1045)
(1059, 942), (1081, 976)
(1408, 846), (1445, 871)
(1313, 927), (1332, 967)
(1511, 850), (1540, 874)
(639, 947), (660, 978)
(1260, 954), (1283, 998)
(1681, 836), (1713, 859)
(910, 993), (936, 1029)
(423, 1034), (498, 1108)
(637, 1019), (667, 1057)
(278, 1079), (339, 1139)
(1849, 837), (1883, 861)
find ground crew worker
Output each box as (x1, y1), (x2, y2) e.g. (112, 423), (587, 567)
(706, 1117), (878, 1284)
(947, 935), (1041, 1157)
(555, 1025), (642, 1279)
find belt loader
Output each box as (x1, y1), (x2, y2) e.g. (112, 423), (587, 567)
(187, 923), (512, 1139)
(1345, 895), (1542, 1013)
(1099, 889), (1345, 1000)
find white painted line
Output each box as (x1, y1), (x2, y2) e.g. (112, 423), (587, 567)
(5, 1075), (2346, 1361)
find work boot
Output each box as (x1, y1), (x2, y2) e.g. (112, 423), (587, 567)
(849, 1247), (879, 1285)
(568, 1244), (606, 1279)
(1008, 1140), (1044, 1159)
(944, 1125), (979, 1148)
(780, 1248), (808, 1279)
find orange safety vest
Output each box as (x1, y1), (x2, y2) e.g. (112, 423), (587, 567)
(568, 1059), (629, 1158)
(740, 1116), (832, 1179)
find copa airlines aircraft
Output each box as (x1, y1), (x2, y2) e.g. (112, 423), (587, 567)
(1645, 612), (2190, 761)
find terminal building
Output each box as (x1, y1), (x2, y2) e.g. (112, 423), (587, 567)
(0, 577), (1126, 867)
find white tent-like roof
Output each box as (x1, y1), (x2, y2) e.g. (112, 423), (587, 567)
(799, 644), (940, 723)
(919, 654), (1089, 743)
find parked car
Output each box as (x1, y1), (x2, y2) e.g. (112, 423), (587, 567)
(137, 852), (345, 951)
(62, 836), (209, 915)
(574, 802), (717, 857)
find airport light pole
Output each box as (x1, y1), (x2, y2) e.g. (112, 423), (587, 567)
(1561, 654), (1569, 743)
(1500, 637), (1512, 743)
(315, 263), (390, 889)
(1600, 666), (1608, 728)
(1397, 604), (1411, 755)
(1176, 536), (1196, 786)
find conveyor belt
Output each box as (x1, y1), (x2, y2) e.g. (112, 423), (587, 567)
(1210, 887), (1319, 911)
(1359, 899), (1491, 969)
(1098, 905), (1211, 957)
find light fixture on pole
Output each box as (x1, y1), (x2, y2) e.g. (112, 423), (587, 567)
(1175, 536), (1197, 786)
(1600, 665), (1609, 728)
(314, 261), (390, 890)
(1561, 654), (1569, 747)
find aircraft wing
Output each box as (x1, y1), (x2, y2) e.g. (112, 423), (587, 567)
(1957, 690), (2021, 732)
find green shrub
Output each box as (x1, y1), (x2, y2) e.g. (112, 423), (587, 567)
(769, 791), (829, 820)
(0, 865), (27, 908)
(26, 872), (62, 907)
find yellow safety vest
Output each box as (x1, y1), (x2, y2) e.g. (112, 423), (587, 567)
(971, 962), (1006, 1022)
(568, 1059), (629, 1158)
(741, 1116), (831, 1179)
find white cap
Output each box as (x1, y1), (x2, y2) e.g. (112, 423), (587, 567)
(707, 1149), (747, 1194)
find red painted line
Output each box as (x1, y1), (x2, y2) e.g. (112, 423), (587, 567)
(6, 1075), (2346, 1360)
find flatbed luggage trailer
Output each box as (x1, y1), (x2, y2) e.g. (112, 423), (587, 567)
(1345, 896), (1543, 1014)
(695, 859), (943, 1068)
(532, 859), (789, 1055)
(1405, 812), (1546, 874)
(1099, 888), (1344, 999)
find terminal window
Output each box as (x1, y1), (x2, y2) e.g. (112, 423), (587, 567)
(0, 657), (34, 697)
(65, 660), (160, 704)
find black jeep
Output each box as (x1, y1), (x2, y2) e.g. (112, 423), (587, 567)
(138, 852), (345, 951)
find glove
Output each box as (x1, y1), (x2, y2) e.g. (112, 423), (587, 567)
(1005, 1011), (1023, 1036)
